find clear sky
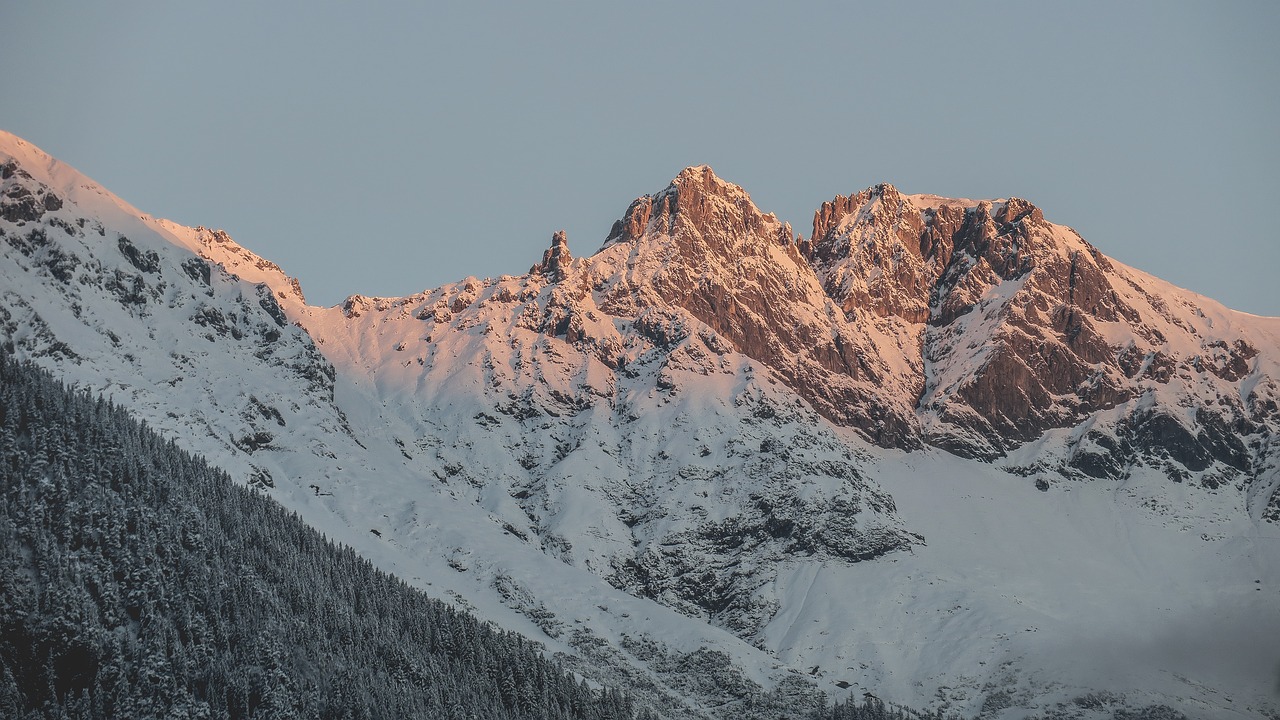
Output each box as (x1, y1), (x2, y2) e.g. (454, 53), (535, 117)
(3, 2), (1277, 314)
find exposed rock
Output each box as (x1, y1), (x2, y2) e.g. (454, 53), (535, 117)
(189, 225), (307, 305)
(2, 183), (43, 222)
(800, 183), (1269, 473)
(118, 235), (162, 274)
(182, 257), (212, 286)
(596, 166), (920, 447)
(581, 166), (1279, 472)
(807, 183), (935, 323)
(535, 230), (572, 281)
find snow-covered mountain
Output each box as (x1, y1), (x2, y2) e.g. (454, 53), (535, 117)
(3, 130), (1278, 719)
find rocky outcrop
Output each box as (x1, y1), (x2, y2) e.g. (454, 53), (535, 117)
(587, 168), (1279, 485)
(595, 166), (922, 447)
(605, 166), (794, 252)
(919, 200), (1135, 452)
(534, 230), (572, 281)
(805, 183), (938, 323)
(2, 182), (45, 223)
(187, 226), (308, 305)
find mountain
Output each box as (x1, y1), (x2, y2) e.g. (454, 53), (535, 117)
(2, 129), (1277, 719)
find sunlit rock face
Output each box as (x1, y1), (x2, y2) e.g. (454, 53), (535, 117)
(799, 179), (1278, 484)
(593, 166), (922, 448)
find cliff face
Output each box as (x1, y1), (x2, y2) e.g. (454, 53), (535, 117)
(805, 185), (1131, 454)
(799, 179), (1278, 495)
(588, 166), (924, 448)
(513, 168), (1278, 497)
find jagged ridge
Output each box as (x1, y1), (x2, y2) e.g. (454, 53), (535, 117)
(526, 166), (1279, 498)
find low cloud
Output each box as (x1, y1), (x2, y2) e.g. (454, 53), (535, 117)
(1034, 594), (1280, 702)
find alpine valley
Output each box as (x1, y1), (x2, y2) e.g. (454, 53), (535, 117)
(3, 129), (1278, 719)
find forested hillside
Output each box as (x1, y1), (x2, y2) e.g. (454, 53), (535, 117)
(0, 353), (645, 719)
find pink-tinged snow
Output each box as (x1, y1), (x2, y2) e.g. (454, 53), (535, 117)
(288, 221), (1280, 716)
(903, 193), (982, 211)
(1102, 254), (1280, 368)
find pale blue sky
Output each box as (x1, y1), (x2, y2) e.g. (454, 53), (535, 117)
(3, 2), (1277, 314)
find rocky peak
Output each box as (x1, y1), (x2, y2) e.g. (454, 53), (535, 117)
(993, 197), (1044, 226)
(186, 225), (307, 306)
(585, 169), (921, 448)
(806, 183), (907, 257)
(802, 188), (1056, 325)
(951, 198), (1043, 271)
(534, 230), (572, 281)
(803, 183), (935, 323)
(605, 165), (792, 252)
(583, 169), (1278, 482)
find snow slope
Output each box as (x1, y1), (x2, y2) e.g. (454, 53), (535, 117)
(766, 447), (1280, 718)
(3, 130), (1278, 718)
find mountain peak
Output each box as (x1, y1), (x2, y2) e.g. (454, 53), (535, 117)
(668, 164), (732, 191)
(661, 165), (757, 215)
(806, 183), (909, 248)
(533, 229), (572, 281)
(604, 165), (787, 249)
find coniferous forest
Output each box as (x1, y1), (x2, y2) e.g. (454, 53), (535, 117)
(0, 353), (943, 720)
(0, 354), (645, 719)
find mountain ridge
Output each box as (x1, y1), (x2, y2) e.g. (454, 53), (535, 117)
(505, 164), (1280, 492)
(3, 130), (1278, 718)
